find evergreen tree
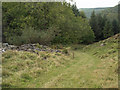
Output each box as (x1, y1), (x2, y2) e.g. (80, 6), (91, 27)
(71, 4), (80, 17)
(112, 19), (119, 34)
(95, 14), (103, 40)
(89, 11), (99, 40)
(103, 21), (114, 38)
(89, 12), (115, 41)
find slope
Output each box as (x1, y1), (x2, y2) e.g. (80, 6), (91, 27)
(2, 34), (119, 88)
(101, 5), (118, 21)
(79, 7), (109, 18)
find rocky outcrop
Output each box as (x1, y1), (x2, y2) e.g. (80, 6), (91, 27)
(1, 43), (62, 54)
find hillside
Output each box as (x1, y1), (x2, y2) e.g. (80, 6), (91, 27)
(79, 7), (109, 18)
(101, 5), (118, 21)
(79, 5), (118, 20)
(2, 34), (119, 88)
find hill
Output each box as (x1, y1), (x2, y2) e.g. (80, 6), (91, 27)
(79, 7), (110, 18)
(80, 5), (118, 20)
(101, 5), (118, 21)
(2, 34), (119, 88)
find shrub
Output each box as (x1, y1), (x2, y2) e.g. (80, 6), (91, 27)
(7, 26), (40, 45)
(38, 26), (59, 45)
(7, 26), (58, 45)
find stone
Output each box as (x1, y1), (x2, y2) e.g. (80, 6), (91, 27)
(56, 50), (61, 53)
(1, 43), (62, 54)
(100, 43), (105, 46)
(3, 43), (9, 47)
(2, 49), (5, 53)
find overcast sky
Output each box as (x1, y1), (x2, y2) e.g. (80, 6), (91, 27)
(66, 0), (120, 8)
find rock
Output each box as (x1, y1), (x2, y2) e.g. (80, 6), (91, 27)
(27, 48), (32, 51)
(56, 50), (61, 53)
(1, 48), (6, 53)
(3, 43), (9, 47)
(42, 49), (46, 51)
(1, 43), (62, 54)
(30, 44), (34, 46)
(100, 43), (106, 46)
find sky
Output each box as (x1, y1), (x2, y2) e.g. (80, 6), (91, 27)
(66, 0), (120, 8)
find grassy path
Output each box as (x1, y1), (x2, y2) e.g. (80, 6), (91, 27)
(37, 51), (103, 88)
(3, 35), (118, 88)
(2, 48), (118, 88)
(37, 49), (117, 88)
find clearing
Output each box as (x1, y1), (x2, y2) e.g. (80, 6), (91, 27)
(2, 34), (119, 88)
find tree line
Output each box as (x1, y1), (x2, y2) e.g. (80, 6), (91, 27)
(2, 2), (94, 45)
(2, 2), (119, 46)
(89, 11), (120, 41)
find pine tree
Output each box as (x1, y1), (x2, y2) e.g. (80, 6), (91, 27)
(71, 4), (80, 17)
(89, 11), (99, 40)
(103, 21), (114, 38)
(96, 14), (103, 40)
(112, 19), (119, 34)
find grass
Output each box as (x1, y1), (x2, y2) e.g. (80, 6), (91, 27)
(2, 34), (119, 88)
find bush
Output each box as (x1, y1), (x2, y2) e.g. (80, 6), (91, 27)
(38, 26), (59, 45)
(7, 26), (58, 45)
(7, 26), (40, 45)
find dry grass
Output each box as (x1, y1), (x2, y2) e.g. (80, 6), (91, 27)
(2, 34), (119, 88)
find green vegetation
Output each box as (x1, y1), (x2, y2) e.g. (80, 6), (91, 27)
(79, 8), (108, 18)
(2, 2), (94, 45)
(101, 5), (118, 21)
(79, 5), (118, 21)
(2, 34), (118, 88)
(80, 5), (120, 42)
(2, 1), (119, 88)
(89, 10), (120, 41)
(2, 2), (119, 44)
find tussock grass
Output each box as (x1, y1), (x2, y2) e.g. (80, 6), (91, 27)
(2, 50), (72, 88)
(2, 34), (119, 88)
